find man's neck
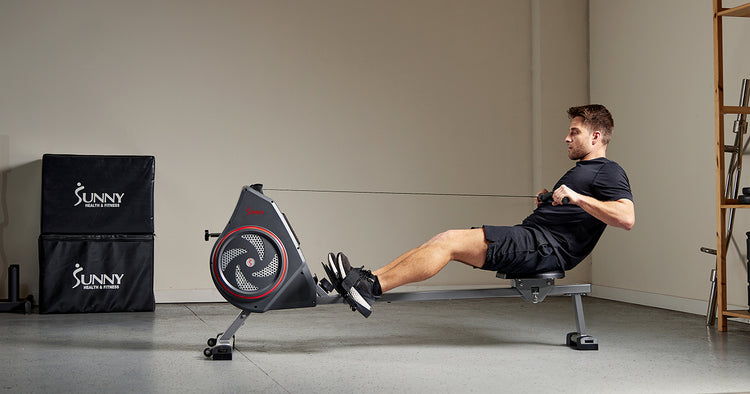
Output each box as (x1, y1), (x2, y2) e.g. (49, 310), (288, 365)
(580, 148), (607, 161)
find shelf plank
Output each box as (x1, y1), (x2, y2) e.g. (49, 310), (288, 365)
(720, 199), (750, 208)
(723, 310), (750, 319)
(723, 105), (750, 114)
(718, 3), (750, 17)
(720, 204), (750, 209)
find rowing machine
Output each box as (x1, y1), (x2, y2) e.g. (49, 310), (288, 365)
(202, 184), (597, 360)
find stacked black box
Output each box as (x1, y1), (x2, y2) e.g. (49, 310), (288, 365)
(38, 155), (155, 313)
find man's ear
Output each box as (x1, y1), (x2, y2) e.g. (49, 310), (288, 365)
(591, 130), (602, 145)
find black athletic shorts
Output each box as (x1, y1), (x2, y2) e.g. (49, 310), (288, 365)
(480, 225), (561, 274)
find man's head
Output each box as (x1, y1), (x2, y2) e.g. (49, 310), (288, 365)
(565, 104), (614, 161)
(567, 104), (614, 144)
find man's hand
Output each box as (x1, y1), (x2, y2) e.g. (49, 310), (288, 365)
(535, 188), (549, 208)
(553, 185), (578, 206)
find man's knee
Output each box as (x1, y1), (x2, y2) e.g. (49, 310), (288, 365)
(427, 229), (487, 266)
(426, 229), (465, 247)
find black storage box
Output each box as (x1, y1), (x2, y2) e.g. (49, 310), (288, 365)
(41, 154), (155, 234)
(38, 234), (155, 314)
(39, 154), (155, 313)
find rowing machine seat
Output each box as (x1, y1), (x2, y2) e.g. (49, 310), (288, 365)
(496, 270), (565, 280)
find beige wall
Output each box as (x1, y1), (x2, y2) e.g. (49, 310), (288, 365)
(590, 0), (750, 313)
(3, 0), (742, 318)
(0, 0), (589, 302)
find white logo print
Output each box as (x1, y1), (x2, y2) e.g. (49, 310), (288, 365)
(72, 263), (84, 285)
(74, 183), (86, 206)
(73, 182), (125, 208)
(72, 263), (125, 290)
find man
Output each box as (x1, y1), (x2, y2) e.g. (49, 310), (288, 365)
(326, 104), (634, 318)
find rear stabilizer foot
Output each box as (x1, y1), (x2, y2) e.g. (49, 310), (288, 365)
(567, 332), (598, 351)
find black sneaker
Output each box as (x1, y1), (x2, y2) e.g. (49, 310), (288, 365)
(336, 252), (352, 279)
(341, 267), (378, 318)
(322, 253), (346, 296)
(327, 252), (340, 279)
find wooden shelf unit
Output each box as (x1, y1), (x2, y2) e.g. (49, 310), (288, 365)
(724, 309), (750, 320)
(718, 3), (750, 17)
(723, 106), (750, 114)
(713, 1), (750, 332)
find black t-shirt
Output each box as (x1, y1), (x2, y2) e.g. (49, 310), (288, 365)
(521, 157), (633, 270)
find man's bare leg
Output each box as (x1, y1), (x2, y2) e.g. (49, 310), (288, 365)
(373, 228), (488, 293)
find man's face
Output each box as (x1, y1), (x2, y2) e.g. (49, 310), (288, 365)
(565, 116), (594, 161)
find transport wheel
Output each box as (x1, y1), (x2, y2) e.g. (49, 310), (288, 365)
(566, 332), (577, 347)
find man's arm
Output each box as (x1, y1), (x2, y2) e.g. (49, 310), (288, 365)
(554, 184), (635, 230)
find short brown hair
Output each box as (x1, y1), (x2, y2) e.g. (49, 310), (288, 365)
(567, 104), (614, 145)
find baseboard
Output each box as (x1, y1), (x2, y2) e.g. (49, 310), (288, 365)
(592, 285), (749, 324)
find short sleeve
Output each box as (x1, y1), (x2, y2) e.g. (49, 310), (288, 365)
(592, 161), (633, 202)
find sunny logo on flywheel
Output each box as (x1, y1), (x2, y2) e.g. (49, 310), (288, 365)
(246, 206), (264, 215)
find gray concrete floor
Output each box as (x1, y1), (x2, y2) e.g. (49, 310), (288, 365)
(2, 296), (750, 393)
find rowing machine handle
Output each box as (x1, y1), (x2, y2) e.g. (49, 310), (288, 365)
(537, 192), (569, 205)
(204, 230), (220, 242)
